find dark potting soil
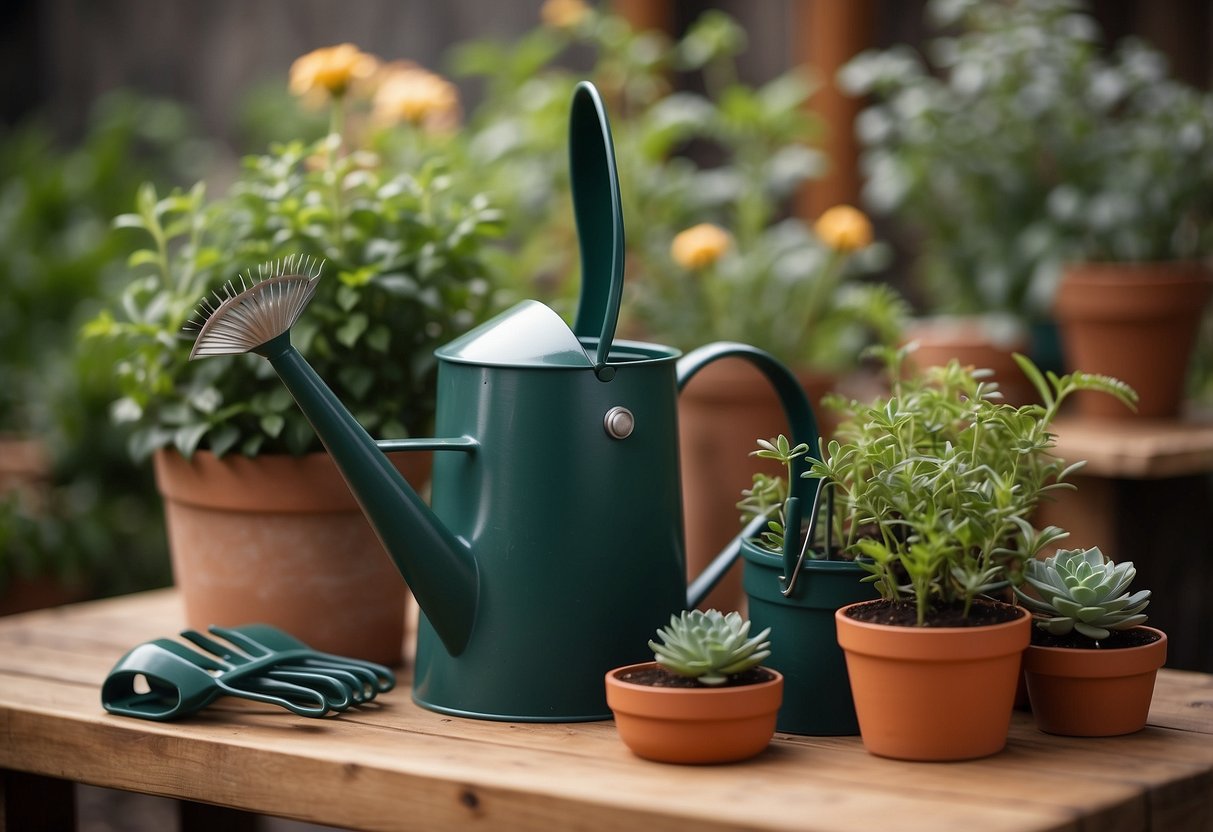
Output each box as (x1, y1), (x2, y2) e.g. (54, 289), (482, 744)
(844, 598), (1022, 628)
(1030, 627), (1162, 650)
(616, 666), (775, 688)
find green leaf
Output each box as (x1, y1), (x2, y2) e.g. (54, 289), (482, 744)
(127, 249), (160, 269)
(260, 413), (285, 438)
(112, 213), (146, 231)
(335, 313), (368, 348)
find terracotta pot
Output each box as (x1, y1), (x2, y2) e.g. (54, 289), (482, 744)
(835, 601), (1030, 761)
(1054, 262), (1213, 419)
(1023, 627), (1167, 737)
(0, 435), (50, 513)
(678, 359), (837, 614)
(154, 449), (431, 666)
(903, 315), (1035, 406)
(605, 662), (783, 764)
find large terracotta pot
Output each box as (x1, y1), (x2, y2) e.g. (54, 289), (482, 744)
(1053, 262), (1213, 419)
(605, 661), (783, 764)
(1023, 627), (1167, 737)
(903, 315), (1035, 406)
(154, 449), (431, 666)
(835, 601), (1030, 761)
(678, 359), (836, 614)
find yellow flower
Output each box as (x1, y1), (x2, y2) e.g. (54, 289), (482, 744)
(541, 0), (590, 29)
(372, 62), (461, 132)
(813, 205), (873, 253)
(671, 224), (732, 270)
(289, 44), (380, 101)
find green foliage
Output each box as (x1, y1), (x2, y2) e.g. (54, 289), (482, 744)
(86, 127), (502, 461)
(649, 609), (772, 686)
(1014, 546), (1150, 641)
(841, 0), (1213, 318)
(452, 5), (905, 369)
(809, 348), (1138, 625)
(737, 434), (810, 553)
(0, 91), (209, 433)
(0, 91), (202, 594)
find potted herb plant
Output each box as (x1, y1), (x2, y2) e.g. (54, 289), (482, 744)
(812, 348), (1137, 760)
(1014, 546), (1166, 737)
(841, 0), (1213, 413)
(605, 609), (782, 764)
(84, 45), (502, 664)
(736, 434), (876, 736)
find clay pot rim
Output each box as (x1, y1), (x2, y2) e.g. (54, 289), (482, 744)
(1059, 260), (1213, 288)
(606, 661), (783, 694)
(835, 600), (1030, 660)
(605, 661), (784, 720)
(1023, 626), (1167, 678)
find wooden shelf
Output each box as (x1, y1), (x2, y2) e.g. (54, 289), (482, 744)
(1050, 416), (1213, 479)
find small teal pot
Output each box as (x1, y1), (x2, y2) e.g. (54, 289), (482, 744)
(742, 537), (875, 735)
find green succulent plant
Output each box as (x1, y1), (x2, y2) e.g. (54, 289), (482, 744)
(1014, 546), (1150, 641)
(648, 609), (771, 686)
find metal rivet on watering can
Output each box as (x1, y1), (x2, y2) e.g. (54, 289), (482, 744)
(603, 406), (635, 439)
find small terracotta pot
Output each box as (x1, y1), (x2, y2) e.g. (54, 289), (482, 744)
(1054, 262), (1213, 419)
(605, 662), (783, 764)
(1023, 627), (1167, 737)
(679, 359), (837, 614)
(155, 449), (431, 666)
(835, 601), (1030, 761)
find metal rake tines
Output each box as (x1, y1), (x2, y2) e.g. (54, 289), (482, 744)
(186, 255), (323, 359)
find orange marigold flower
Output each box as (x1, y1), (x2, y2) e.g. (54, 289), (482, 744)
(289, 43), (380, 101)
(813, 205), (873, 253)
(671, 224), (732, 270)
(540, 0), (590, 29)
(372, 62), (461, 132)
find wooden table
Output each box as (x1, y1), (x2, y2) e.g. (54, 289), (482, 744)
(3, 590), (1213, 832)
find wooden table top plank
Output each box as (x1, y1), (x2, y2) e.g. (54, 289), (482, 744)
(1, 685), (1088, 832)
(0, 671), (1086, 832)
(3, 589), (1213, 832)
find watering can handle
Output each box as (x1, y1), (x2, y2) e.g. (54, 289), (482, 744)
(569, 81), (625, 377)
(676, 343), (822, 608)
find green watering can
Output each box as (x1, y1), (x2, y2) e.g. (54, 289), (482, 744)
(186, 82), (819, 722)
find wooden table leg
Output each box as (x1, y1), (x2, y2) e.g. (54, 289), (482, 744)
(0, 769), (76, 832)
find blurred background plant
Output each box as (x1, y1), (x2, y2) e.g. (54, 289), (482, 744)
(0, 91), (213, 602)
(840, 0), (1213, 322)
(451, 2), (906, 369)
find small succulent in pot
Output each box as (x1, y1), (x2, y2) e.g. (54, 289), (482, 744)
(1015, 546), (1150, 643)
(607, 608), (783, 763)
(1015, 545), (1165, 737)
(648, 609), (772, 686)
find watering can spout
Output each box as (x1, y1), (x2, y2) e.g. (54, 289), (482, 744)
(185, 265), (479, 657)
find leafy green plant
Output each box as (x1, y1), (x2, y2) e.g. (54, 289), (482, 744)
(649, 609), (772, 686)
(841, 0), (1213, 319)
(85, 53), (502, 461)
(1014, 546), (1150, 641)
(737, 434), (810, 554)
(809, 347), (1138, 625)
